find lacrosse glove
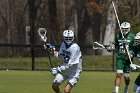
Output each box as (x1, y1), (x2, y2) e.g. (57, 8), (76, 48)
(130, 64), (137, 71)
(44, 43), (55, 50)
(106, 44), (115, 52)
(54, 51), (58, 58)
(50, 67), (62, 75)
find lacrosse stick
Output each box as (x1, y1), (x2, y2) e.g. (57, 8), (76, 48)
(92, 42), (110, 50)
(111, 0), (133, 65)
(38, 28), (47, 42)
(38, 28), (54, 68)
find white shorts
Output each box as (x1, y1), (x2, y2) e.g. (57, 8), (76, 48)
(53, 63), (82, 86)
(116, 70), (130, 77)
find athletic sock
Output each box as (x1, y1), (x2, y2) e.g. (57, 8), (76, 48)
(114, 86), (119, 93)
(124, 86), (128, 93)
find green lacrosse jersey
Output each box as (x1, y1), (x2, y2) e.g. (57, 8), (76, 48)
(130, 44), (140, 57)
(130, 43), (140, 85)
(115, 32), (135, 60)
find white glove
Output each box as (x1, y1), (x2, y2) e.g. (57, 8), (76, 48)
(54, 51), (58, 58)
(130, 64), (137, 71)
(50, 67), (62, 75)
(50, 68), (58, 75)
(106, 46), (112, 52)
(59, 63), (70, 71)
(106, 45), (115, 52)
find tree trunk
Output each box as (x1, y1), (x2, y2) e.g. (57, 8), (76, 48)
(6, 0), (12, 57)
(48, 0), (60, 44)
(102, 0), (116, 55)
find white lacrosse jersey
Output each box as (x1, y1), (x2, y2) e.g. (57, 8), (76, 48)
(58, 42), (82, 65)
(54, 42), (82, 85)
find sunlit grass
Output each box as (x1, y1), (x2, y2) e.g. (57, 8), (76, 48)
(0, 71), (138, 93)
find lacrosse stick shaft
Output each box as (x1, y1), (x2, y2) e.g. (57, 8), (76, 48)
(46, 48), (53, 68)
(111, 1), (124, 39)
(92, 42), (105, 50)
(92, 42), (110, 50)
(38, 28), (54, 68)
(95, 42), (105, 48)
(111, 0), (133, 64)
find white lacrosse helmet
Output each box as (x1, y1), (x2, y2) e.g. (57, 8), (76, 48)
(120, 22), (130, 35)
(63, 30), (74, 45)
(134, 32), (140, 46)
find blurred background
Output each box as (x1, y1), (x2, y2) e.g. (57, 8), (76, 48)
(0, 0), (140, 71)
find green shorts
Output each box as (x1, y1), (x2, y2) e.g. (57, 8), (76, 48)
(116, 58), (130, 73)
(135, 74), (140, 85)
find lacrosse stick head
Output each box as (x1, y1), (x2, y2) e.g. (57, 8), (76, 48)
(38, 28), (47, 42)
(63, 30), (74, 45)
(120, 22), (130, 35)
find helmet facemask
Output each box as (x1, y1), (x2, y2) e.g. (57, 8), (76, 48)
(63, 30), (74, 45)
(122, 28), (130, 35)
(64, 37), (74, 45)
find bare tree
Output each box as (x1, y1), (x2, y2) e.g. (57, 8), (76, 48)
(102, 0), (116, 55)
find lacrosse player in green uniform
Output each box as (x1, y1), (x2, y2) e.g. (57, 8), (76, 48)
(129, 32), (140, 93)
(107, 22), (135, 93)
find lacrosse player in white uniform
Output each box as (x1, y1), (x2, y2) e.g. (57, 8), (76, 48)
(50, 30), (82, 93)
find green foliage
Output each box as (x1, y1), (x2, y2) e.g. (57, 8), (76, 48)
(0, 55), (139, 71)
(82, 55), (114, 70)
(0, 55), (115, 71)
(132, 26), (140, 34)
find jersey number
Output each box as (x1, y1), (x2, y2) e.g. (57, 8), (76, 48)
(63, 50), (70, 63)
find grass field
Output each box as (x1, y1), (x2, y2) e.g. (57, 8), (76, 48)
(0, 70), (139, 93)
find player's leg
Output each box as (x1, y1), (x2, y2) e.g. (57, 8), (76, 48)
(65, 64), (82, 93)
(123, 61), (131, 93)
(64, 76), (79, 93)
(64, 82), (73, 93)
(114, 72), (123, 93)
(134, 74), (140, 93)
(52, 73), (66, 93)
(123, 73), (130, 93)
(135, 87), (140, 93)
(114, 59), (124, 93)
(52, 82), (61, 93)
(133, 83), (140, 93)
